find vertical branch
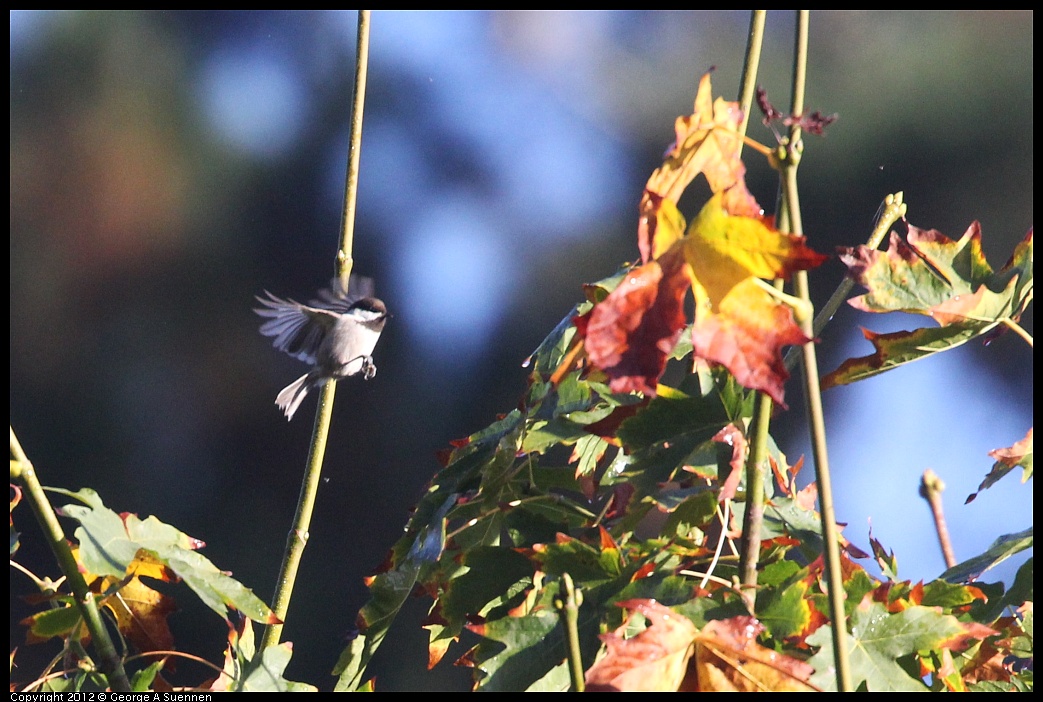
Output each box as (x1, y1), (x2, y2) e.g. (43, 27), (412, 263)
(336, 9), (371, 287)
(558, 574), (586, 692)
(261, 10), (372, 651)
(777, 10), (852, 692)
(733, 10), (770, 613)
(735, 10), (767, 150)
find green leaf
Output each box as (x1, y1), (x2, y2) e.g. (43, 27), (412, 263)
(808, 602), (971, 691)
(617, 384), (732, 450)
(333, 561), (421, 691)
(22, 601), (83, 640)
(661, 488), (718, 538)
(919, 579), (987, 610)
(823, 320), (1000, 387)
(440, 547), (535, 629)
(534, 534), (624, 582)
(1000, 556), (1033, 611)
(755, 561), (813, 641)
(53, 488), (273, 622)
(468, 584), (570, 692)
(940, 527), (1033, 583)
(238, 642), (317, 692)
(826, 224), (1033, 387)
(130, 661), (165, 692)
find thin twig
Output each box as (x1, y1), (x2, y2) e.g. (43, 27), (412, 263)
(701, 500), (732, 590)
(735, 10), (767, 154)
(920, 469), (957, 568)
(1001, 317), (1034, 348)
(784, 192), (907, 372)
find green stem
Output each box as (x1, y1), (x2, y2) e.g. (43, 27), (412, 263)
(336, 8), (372, 286)
(261, 9), (372, 651)
(733, 8), (770, 613)
(1001, 316), (1034, 348)
(736, 10), (767, 151)
(739, 392), (772, 611)
(558, 573), (585, 692)
(778, 10), (852, 692)
(10, 427), (133, 693)
(783, 192), (907, 372)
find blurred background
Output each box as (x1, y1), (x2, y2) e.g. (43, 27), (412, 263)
(10, 10), (1032, 691)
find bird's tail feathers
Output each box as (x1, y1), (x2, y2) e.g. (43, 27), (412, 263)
(275, 374), (313, 421)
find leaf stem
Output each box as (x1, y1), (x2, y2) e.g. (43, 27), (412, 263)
(702, 499), (732, 590)
(10, 427), (134, 693)
(261, 9), (372, 651)
(1001, 317), (1034, 348)
(777, 10), (852, 692)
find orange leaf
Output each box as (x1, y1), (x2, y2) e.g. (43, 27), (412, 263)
(588, 76), (826, 405)
(584, 246), (690, 396)
(692, 278), (809, 407)
(584, 600), (698, 692)
(695, 617), (819, 692)
(98, 572), (177, 657)
(94, 552), (178, 658)
(639, 72), (746, 261)
(648, 73), (746, 203)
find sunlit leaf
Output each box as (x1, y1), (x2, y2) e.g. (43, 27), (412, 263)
(91, 554), (177, 658)
(695, 616), (818, 691)
(940, 527), (1033, 584)
(53, 488), (274, 623)
(807, 600), (997, 691)
(584, 246), (690, 396)
(685, 192), (825, 308)
(692, 277), (811, 407)
(966, 427), (1033, 503)
(586, 74), (826, 405)
(825, 224), (1033, 387)
(639, 73), (746, 262)
(212, 618), (316, 692)
(585, 599), (698, 692)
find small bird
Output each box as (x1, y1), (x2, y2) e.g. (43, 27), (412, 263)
(255, 278), (388, 421)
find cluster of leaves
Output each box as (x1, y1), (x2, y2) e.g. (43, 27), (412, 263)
(583, 73), (826, 407)
(9, 488), (314, 692)
(334, 75), (1033, 691)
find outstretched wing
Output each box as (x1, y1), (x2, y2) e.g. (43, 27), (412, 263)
(254, 292), (339, 364)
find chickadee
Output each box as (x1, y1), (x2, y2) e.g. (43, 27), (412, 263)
(255, 278), (388, 421)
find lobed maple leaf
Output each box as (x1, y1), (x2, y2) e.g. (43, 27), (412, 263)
(584, 73), (826, 406)
(585, 599), (698, 692)
(824, 223), (1033, 387)
(585, 600), (819, 692)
